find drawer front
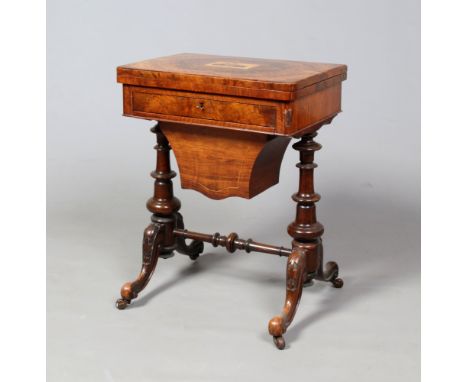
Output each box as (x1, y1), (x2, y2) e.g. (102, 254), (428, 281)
(129, 88), (278, 129)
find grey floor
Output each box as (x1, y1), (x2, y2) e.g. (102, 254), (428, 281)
(47, 183), (420, 382)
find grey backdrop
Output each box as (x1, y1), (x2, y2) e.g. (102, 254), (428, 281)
(47, 1), (420, 381)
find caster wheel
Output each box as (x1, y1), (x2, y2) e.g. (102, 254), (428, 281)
(273, 336), (285, 350)
(116, 298), (130, 310)
(189, 254), (199, 261)
(332, 278), (344, 288)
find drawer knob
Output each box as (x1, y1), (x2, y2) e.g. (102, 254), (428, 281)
(195, 101), (205, 111)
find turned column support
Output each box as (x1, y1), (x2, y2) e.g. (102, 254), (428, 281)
(145, 124), (181, 256)
(287, 132), (342, 288)
(116, 124), (203, 309)
(268, 131), (343, 349)
(287, 132), (324, 277)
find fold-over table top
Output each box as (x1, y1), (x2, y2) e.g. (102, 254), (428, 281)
(117, 53), (347, 101)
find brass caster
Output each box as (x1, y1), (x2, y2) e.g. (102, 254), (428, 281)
(332, 277), (344, 288)
(116, 298), (130, 310)
(273, 336), (285, 350)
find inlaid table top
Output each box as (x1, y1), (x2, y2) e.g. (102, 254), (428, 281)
(117, 53), (347, 136)
(118, 53), (346, 100)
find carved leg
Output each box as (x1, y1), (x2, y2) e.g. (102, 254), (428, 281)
(174, 212), (204, 260)
(116, 124), (181, 309)
(269, 131), (342, 348)
(268, 248), (307, 349)
(116, 223), (164, 309)
(314, 239), (343, 288)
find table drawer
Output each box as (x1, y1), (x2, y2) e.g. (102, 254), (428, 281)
(125, 87), (278, 130)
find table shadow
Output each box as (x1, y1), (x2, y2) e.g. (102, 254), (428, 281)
(129, 252), (232, 308)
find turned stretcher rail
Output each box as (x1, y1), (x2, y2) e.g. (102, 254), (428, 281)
(173, 228), (292, 257)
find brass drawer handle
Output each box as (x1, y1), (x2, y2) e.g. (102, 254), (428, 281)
(195, 101), (205, 111)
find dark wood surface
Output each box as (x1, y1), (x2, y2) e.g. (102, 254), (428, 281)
(119, 53), (346, 135)
(118, 53), (347, 101)
(116, 125), (204, 309)
(116, 53), (346, 349)
(160, 122), (290, 199)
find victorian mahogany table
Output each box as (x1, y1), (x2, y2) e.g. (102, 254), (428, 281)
(115, 53), (347, 349)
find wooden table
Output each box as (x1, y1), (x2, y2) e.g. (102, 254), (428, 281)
(115, 53), (347, 349)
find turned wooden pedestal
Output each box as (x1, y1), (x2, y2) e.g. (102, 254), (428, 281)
(115, 53), (347, 349)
